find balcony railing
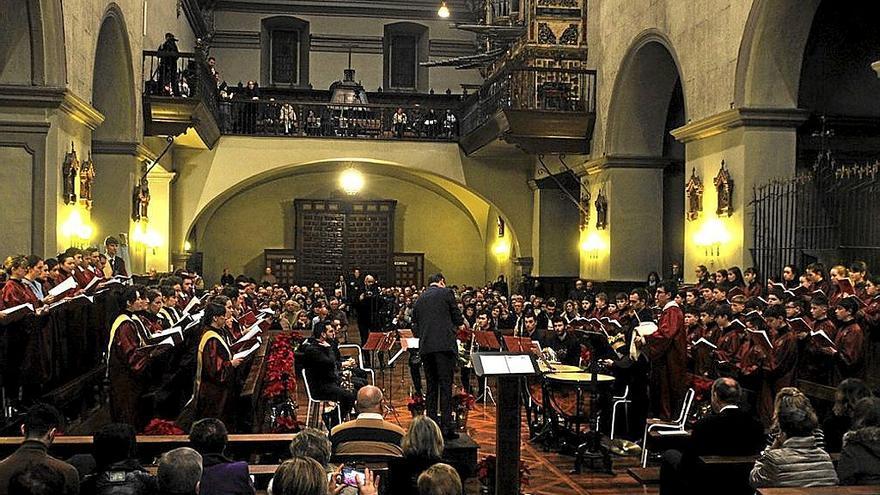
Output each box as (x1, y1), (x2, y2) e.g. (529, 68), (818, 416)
(460, 65), (597, 136)
(217, 99), (460, 141)
(142, 50), (219, 123)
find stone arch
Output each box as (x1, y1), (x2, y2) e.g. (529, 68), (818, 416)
(605, 30), (688, 157)
(0, 0), (66, 85)
(733, 0), (822, 109)
(91, 3), (137, 142)
(189, 160), (521, 285)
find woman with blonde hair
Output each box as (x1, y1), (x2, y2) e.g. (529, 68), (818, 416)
(390, 415), (445, 493)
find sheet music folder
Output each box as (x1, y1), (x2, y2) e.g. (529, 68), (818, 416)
(473, 352), (539, 377)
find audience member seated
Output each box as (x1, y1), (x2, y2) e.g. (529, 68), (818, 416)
(80, 423), (157, 495)
(189, 418), (255, 495)
(750, 390), (838, 489)
(659, 377), (765, 495)
(837, 397), (880, 485)
(388, 416), (445, 494)
(330, 386), (405, 457)
(286, 427), (355, 495)
(0, 403), (79, 495)
(269, 457), (378, 495)
(768, 387), (827, 449)
(823, 378), (873, 453)
(8, 464), (67, 495)
(156, 448), (202, 495)
(299, 320), (356, 421)
(417, 463), (461, 495)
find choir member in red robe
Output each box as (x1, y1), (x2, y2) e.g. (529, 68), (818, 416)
(70, 248), (96, 288)
(763, 306), (799, 423)
(157, 286), (182, 328)
(830, 297), (865, 382)
(713, 304), (743, 377)
(738, 313), (772, 422)
(107, 286), (154, 429)
(185, 298), (243, 429)
(744, 267), (763, 299)
(140, 289), (166, 334)
(51, 251), (81, 298)
(2, 256), (40, 309)
(861, 275), (880, 383)
(644, 282), (687, 419)
(801, 296), (837, 384)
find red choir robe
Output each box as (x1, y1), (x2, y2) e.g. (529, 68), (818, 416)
(107, 312), (154, 429)
(744, 282), (763, 299)
(140, 312), (165, 334)
(645, 301), (687, 419)
(51, 271), (80, 298)
(714, 323), (744, 377)
(73, 265), (95, 288)
(833, 320), (865, 382)
(690, 323), (720, 377)
(1, 278), (40, 309)
(763, 327), (800, 422)
(737, 334), (772, 423)
(189, 327), (238, 428)
(863, 295), (880, 382)
(801, 317), (837, 385)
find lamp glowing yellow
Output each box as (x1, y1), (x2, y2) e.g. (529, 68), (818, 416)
(184, 241), (192, 251)
(694, 218), (731, 246)
(437, 1), (450, 18)
(340, 167), (364, 195)
(144, 229), (162, 249)
(579, 232), (606, 253)
(62, 209), (92, 241)
(492, 240), (510, 258)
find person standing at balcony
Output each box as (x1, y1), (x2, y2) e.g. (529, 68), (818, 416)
(158, 33), (179, 96)
(393, 108), (408, 138)
(443, 109), (457, 138)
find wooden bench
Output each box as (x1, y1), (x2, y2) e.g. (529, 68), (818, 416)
(697, 453), (843, 495)
(757, 486), (880, 495)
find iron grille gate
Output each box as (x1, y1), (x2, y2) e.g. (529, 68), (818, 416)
(751, 169), (880, 280)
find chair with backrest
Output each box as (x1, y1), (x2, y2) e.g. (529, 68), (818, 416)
(338, 344), (375, 385)
(300, 368), (342, 431)
(640, 387), (696, 467)
(610, 385), (632, 440)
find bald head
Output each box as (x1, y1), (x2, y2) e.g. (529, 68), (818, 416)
(356, 385), (383, 414)
(711, 377), (741, 412)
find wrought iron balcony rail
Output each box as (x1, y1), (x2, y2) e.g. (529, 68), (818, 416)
(459, 65), (597, 136)
(216, 99), (460, 141)
(142, 50), (219, 122)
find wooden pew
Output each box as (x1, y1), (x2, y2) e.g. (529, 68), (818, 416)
(0, 434), (296, 464)
(757, 487), (880, 495)
(697, 453), (843, 495)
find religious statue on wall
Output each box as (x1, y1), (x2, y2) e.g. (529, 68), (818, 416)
(62, 142), (79, 205)
(595, 187), (608, 230)
(685, 167), (703, 221)
(578, 188), (591, 231)
(132, 170), (150, 222)
(79, 154), (95, 210)
(714, 160), (733, 217)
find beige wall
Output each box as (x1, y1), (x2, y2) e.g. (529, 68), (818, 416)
(198, 171), (489, 286)
(210, 10), (482, 93)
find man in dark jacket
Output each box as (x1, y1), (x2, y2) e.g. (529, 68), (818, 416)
(189, 418), (254, 495)
(659, 377), (765, 495)
(412, 273), (465, 439)
(81, 423), (157, 495)
(299, 320), (356, 420)
(0, 403), (79, 495)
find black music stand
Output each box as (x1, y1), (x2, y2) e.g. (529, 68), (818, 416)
(372, 331), (400, 424)
(572, 329), (614, 474)
(473, 352), (539, 495)
(473, 331), (501, 406)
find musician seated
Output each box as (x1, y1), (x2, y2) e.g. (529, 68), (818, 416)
(659, 378), (765, 495)
(543, 316), (581, 367)
(330, 385), (405, 458)
(330, 319), (369, 391)
(299, 320), (356, 419)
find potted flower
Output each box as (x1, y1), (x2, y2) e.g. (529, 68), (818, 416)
(477, 454), (531, 494)
(407, 393), (426, 417)
(452, 389), (476, 431)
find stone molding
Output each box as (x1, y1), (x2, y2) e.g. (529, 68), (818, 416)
(670, 107), (810, 143)
(212, 30), (261, 49)
(91, 140), (158, 162)
(0, 86), (105, 130)
(213, 0), (475, 22)
(578, 154), (674, 175)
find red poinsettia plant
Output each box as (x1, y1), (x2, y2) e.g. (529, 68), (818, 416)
(477, 455), (530, 492)
(142, 418), (185, 436)
(452, 390), (476, 412)
(263, 333), (299, 400)
(407, 393), (426, 415)
(271, 415), (300, 433)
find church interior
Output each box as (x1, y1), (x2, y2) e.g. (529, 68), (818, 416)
(2, 0), (880, 494)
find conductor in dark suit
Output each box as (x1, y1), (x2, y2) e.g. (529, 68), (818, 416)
(659, 377), (765, 495)
(412, 273), (465, 439)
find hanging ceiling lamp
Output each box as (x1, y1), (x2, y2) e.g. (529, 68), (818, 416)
(437, 1), (450, 18)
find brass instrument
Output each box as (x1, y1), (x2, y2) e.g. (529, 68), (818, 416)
(340, 369), (354, 391)
(457, 330), (475, 368)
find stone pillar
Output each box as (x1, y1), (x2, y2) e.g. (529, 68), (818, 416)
(671, 108), (808, 282)
(145, 165), (176, 272)
(578, 156), (668, 281)
(529, 184), (580, 277)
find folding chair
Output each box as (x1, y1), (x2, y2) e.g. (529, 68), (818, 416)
(300, 368), (342, 431)
(640, 387), (695, 467)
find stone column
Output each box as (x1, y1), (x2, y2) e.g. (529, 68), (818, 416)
(671, 107), (808, 282)
(145, 166), (176, 272)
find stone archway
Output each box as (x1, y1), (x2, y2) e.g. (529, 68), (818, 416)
(598, 31), (687, 280)
(89, 4), (140, 266)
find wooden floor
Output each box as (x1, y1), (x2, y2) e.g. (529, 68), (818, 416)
(298, 361), (657, 495)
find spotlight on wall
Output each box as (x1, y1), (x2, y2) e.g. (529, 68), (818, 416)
(62, 208), (93, 246)
(694, 218), (731, 261)
(437, 1), (450, 18)
(579, 231), (606, 260)
(492, 239), (510, 259)
(340, 167), (365, 195)
(184, 240), (192, 252)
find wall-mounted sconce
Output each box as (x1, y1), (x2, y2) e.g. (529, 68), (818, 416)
(492, 239), (510, 260)
(579, 231), (606, 260)
(61, 208), (93, 247)
(497, 216), (505, 237)
(694, 218), (730, 262)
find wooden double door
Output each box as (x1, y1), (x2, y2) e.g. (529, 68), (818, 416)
(293, 199), (396, 289)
